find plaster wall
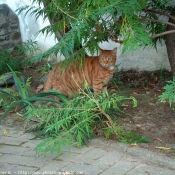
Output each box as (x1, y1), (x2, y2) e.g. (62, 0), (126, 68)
(99, 41), (171, 71)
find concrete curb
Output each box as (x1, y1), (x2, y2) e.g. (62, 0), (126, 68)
(89, 138), (175, 170)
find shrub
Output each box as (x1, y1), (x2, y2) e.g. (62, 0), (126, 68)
(159, 77), (175, 107)
(0, 49), (21, 74)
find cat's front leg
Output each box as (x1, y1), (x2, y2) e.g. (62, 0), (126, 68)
(101, 85), (107, 92)
(93, 83), (103, 94)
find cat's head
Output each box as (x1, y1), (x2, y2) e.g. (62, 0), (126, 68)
(99, 47), (117, 70)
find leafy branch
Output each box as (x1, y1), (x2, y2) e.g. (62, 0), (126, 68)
(25, 91), (138, 155)
(16, 0), (174, 62)
(159, 77), (175, 107)
(144, 9), (175, 21)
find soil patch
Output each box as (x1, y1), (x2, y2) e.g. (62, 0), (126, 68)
(111, 70), (175, 157)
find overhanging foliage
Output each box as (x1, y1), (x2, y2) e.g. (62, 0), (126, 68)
(16, 0), (173, 63)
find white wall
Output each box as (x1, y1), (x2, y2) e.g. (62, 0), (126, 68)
(0, 0), (172, 72)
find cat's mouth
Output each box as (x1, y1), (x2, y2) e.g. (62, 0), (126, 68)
(100, 63), (115, 70)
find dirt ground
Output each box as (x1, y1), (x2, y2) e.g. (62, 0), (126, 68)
(0, 64), (175, 158)
(112, 70), (175, 158)
(117, 89), (175, 157)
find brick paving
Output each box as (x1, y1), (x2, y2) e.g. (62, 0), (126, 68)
(0, 124), (175, 175)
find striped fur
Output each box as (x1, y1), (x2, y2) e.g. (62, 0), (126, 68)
(43, 47), (117, 96)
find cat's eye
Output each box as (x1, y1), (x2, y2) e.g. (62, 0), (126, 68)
(108, 58), (112, 61)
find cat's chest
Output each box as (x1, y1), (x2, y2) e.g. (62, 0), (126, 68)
(94, 67), (114, 84)
(102, 74), (113, 85)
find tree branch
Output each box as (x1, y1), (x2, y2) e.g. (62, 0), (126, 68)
(140, 18), (175, 28)
(150, 30), (175, 39)
(144, 9), (175, 21)
(107, 31), (123, 44)
(108, 30), (175, 44)
(115, 18), (175, 28)
(112, 14), (175, 44)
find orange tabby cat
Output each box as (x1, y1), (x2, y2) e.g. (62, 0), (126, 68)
(43, 47), (117, 96)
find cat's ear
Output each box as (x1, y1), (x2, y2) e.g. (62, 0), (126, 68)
(112, 47), (117, 54)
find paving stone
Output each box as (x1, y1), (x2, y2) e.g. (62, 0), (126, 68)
(0, 163), (38, 173)
(64, 145), (94, 154)
(18, 132), (35, 140)
(22, 148), (56, 158)
(92, 151), (124, 170)
(82, 147), (111, 161)
(3, 128), (24, 138)
(61, 162), (102, 175)
(0, 136), (28, 146)
(23, 149), (40, 157)
(21, 139), (42, 148)
(0, 125), (23, 137)
(38, 152), (58, 161)
(0, 145), (32, 156)
(59, 148), (107, 164)
(0, 125), (34, 139)
(100, 157), (140, 175)
(127, 146), (175, 170)
(0, 154), (52, 168)
(89, 138), (130, 152)
(0, 143), (45, 158)
(126, 163), (175, 175)
(38, 160), (70, 172)
(57, 152), (82, 163)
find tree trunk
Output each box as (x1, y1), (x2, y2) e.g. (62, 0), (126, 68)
(165, 7), (175, 76)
